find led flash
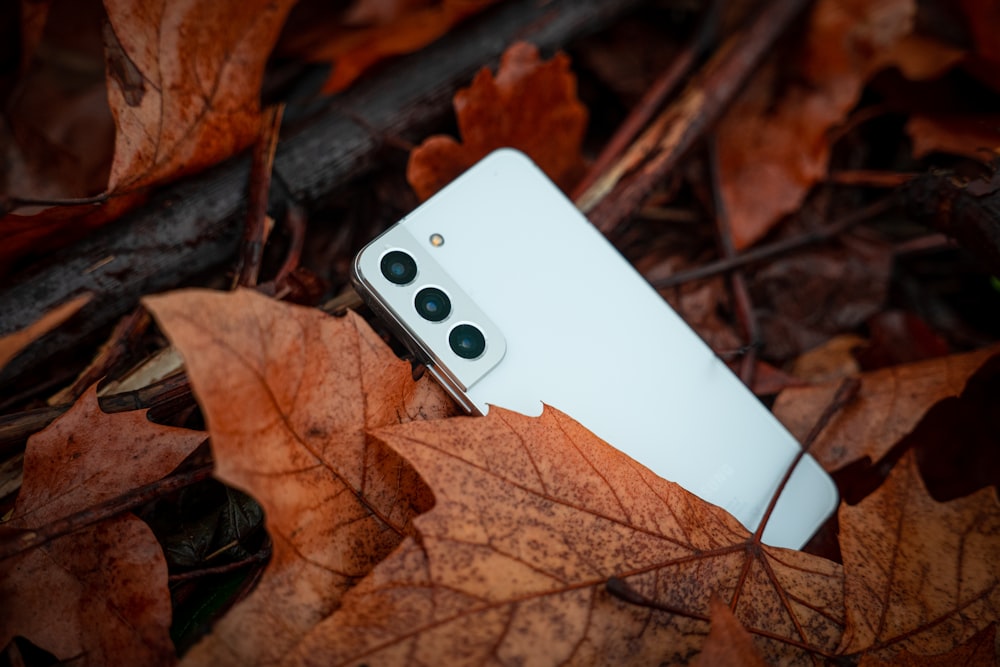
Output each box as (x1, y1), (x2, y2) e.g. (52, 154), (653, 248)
(429, 233), (445, 247)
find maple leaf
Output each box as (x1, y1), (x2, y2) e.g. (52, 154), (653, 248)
(143, 289), (459, 667)
(277, 407), (845, 665)
(407, 41), (588, 201)
(714, 0), (957, 249)
(103, 0), (298, 192)
(837, 451), (1000, 662)
(0, 386), (206, 666)
(774, 346), (1000, 472)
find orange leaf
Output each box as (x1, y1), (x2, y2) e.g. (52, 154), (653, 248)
(837, 451), (1000, 660)
(143, 289), (459, 667)
(308, 0), (502, 94)
(774, 346), (1000, 472)
(693, 596), (770, 667)
(278, 407), (845, 665)
(0, 386), (206, 665)
(103, 0), (297, 191)
(407, 41), (587, 201)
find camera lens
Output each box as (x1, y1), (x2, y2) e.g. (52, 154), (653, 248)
(414, 287), (451, 322)
(449, 324), (486, 359)
(380, 251), (417, 285)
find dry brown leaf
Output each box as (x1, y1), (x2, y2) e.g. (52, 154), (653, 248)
(716, 0), (918, 249)
(907, 114), (1000, 161)
(858, 622), (997, 666)
(103, 0), (297, 191)
(407, 41), (587, 201)
(143, 289), (459, 667)
(774, 346), (1000, 471)
(0, 386), (206, 665)
(0, 293), (91, 369)
(837, 451), (1000, 660)
(692, 596), (770, 667)
(279, 407), (845, 666)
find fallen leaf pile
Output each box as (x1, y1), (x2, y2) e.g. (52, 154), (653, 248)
(4, 289), (995, 664)
(715, 0), (1000, 248)
(3, 0), (1000, 664)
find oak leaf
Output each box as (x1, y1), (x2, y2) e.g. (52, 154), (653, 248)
(103, 0), (298, 191)
(714, 0), (943, 248)
(142, 289), (459, 667)
(837, 451), (1000, 661)
(0, 386), (206, 666)
(774, 346), (1000, 472)
(279, 407), (845, 666)
(407, 41), (587, 201)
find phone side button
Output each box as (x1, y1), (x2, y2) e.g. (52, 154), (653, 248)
(427, 365), (479, 415)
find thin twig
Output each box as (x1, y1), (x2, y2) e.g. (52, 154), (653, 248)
(235, 104), (285, 287)
(571, 0), (724, 201)
(580, 0), (816, 233)
(708, 136), (759, 386)
(0, 462), (213, 560)
(168, 541), (272, 583)
(275, 203), (307, 284)
(47, 308), (152, 406)
(752, 377), (860, 543)
(651, 197), (896, 288)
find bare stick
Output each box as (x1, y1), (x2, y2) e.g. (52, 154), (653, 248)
(571, 0), (724, 201)
(651, 197), (896, 288)
(579, 0), (816, 233)
(0, 462), (213, 560)
(235, 105), (285, 287)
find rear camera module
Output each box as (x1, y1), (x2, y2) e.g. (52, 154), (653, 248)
(449, 324), (486, 359)
(380, 250), (417, 285)
(415, 287), (451, 322)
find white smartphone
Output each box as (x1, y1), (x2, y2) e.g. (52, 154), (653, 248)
(352, 149), (837, 549)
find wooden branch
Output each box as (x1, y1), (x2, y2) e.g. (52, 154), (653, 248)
(903, 169), (1000, 275)
(0, 0), (644, 390)
(578, 0), (816, 233)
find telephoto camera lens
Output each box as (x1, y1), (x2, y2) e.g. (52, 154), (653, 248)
(449, 324), (486, 359)
(414, 287), (451, 322)
(380, 250), (417, 285)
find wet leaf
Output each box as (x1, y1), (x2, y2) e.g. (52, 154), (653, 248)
(278, 407), (845, 665)
(143, 289), (459, 667)
(838, 451), (1000, 660)
(407, 41), (587, 201)
(0, 386), (206, 666)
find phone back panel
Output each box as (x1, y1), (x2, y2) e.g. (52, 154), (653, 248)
(354, 149), (837, 548)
